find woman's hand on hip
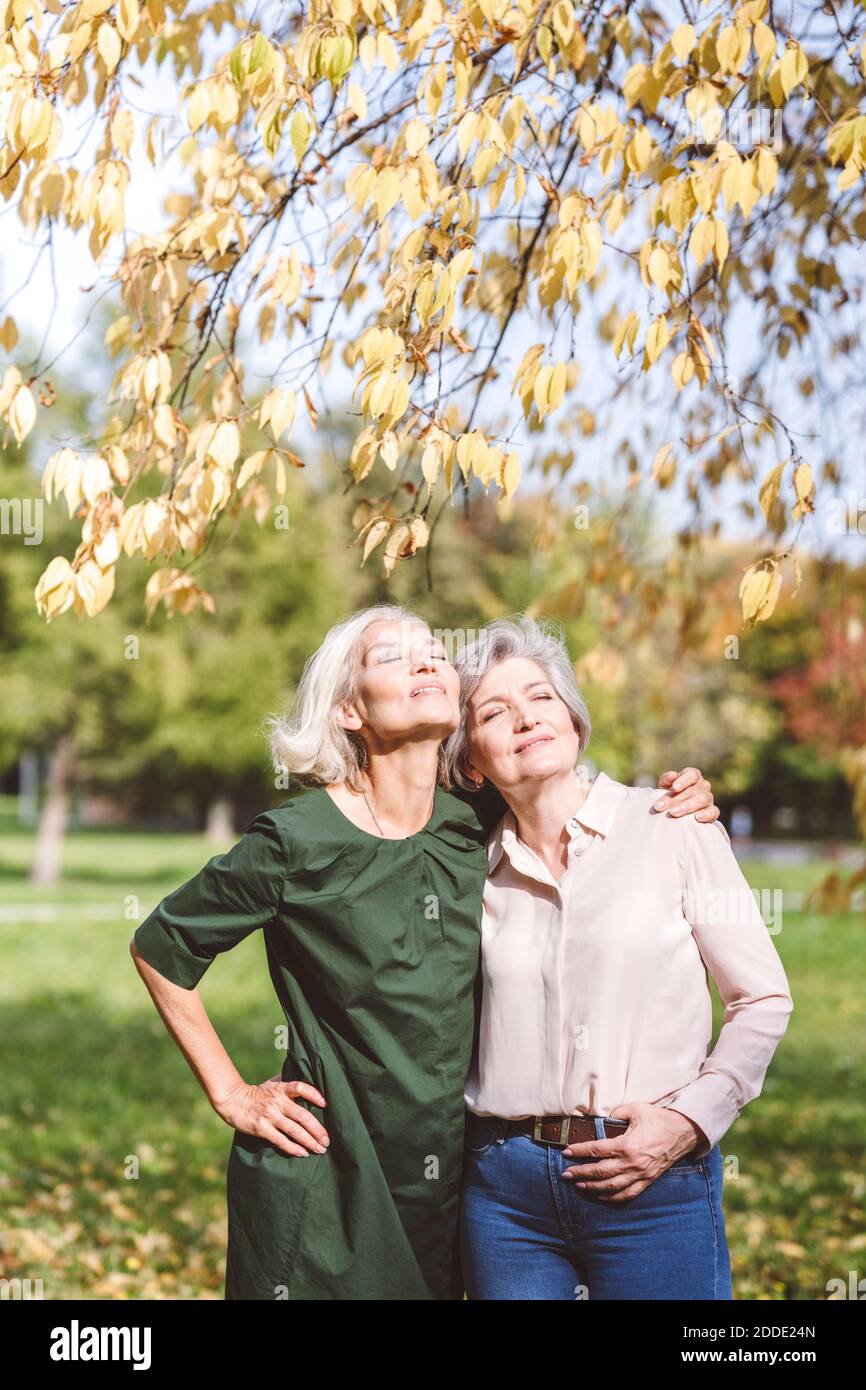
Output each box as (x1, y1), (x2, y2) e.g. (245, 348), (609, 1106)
(213, 1075), (330, 1157)
(559, 1102), (706, 1201)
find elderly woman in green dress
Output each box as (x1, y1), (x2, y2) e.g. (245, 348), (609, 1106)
(131, 603), (718, 1300)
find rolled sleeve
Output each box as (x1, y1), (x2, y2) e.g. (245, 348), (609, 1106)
(133, 810), (288, 989)
(661, 819), (794, 1154)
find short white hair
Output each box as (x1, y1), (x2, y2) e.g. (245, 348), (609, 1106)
(444, 615), (592, 790)
(263, 604), (444, 792)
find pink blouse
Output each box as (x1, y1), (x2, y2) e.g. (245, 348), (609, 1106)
(464, 772), (794, 1156)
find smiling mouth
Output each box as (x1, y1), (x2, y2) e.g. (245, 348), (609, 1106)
(516, 735), (554, 753)
(410, 685), (445, 698)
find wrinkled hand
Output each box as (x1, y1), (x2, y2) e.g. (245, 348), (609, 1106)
(560, 1103), (706, 1202)
(654, 766), (719, 822)
(213, 1074), (330, 1158)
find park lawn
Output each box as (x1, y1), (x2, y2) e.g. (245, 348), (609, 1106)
(0, 826), (863, 1300)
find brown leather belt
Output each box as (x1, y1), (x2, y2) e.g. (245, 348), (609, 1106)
(507, 1114), (629, 1147)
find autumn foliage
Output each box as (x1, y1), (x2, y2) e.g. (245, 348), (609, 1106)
(0, 0), (860, 622)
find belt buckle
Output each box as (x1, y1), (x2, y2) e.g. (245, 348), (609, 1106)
(532, 1116), (571, 1146)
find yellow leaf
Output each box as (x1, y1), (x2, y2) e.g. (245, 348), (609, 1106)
(405, 515), (429, 553)
(380, 431), (399, 470)
(261, 387), (296, 440)
(759, 460), (785, 521)
(549, 360), (567, 412)
(0, 316), (18, 351)
(110, 108), (134, 156)
(9, 385), (36, 444)
(369, 373), (394, 418)
(644, 315), (669, 367)
(0, 364), (23, 413)
(207, 419), (241, 471)
(780, 45), (806, 100)
(622, 62), (646, 109)
(791, 461), (815, 519)
(117, 0), (140, 43)
(97, 23), (122, 75)
(614, 311), (639, 360)
(456, 432), (473, 479)
(739, 560), (781, 625)
(671, 24), (695, 63)
(671, 350), (694, 389)
(94, 527), (120, 568)
(387, 377), (409, 423)
(374, 167), (401, 222)
(188, 86), (210, 134)
(237, 450), (271, 489)
(605, 191), (627, 233)
(688, 219), (715, 266)
(753, 22), (776, 64)
(652, 443), (676, 487)
(153, 403), (175, 450)
(513, 342), (545, 389)
(404, 118), (429, 157)
(347, 82), (367, 121)
(421, 441), (442, 487)
(500, 451), (521, 497)
(378, 31), (399, 72)
(533, 364), (554, 417)
(290, 109), (310, 162)
(756, 147), (778, 197)
(648, 244), (670, 289)
(81, 455), (113, 505)
(716, 26), (741, 75)
(35, 556), (76, 619)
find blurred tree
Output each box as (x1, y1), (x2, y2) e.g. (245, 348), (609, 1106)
(0, 339), (359, 882)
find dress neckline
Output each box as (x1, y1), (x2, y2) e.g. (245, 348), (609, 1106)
(318, 782), (442, 844)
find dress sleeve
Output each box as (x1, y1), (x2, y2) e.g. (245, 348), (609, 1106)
(132, 809), (288, 990)
(659, 818), (794, 1155)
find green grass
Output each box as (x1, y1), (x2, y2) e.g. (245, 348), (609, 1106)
(0, 825), (863, 1300)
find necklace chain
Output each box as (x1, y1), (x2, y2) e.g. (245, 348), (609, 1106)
(362, 789), (388, 837)
(361, 785), (435, 838)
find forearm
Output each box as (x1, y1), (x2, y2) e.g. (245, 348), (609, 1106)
(130, 940), (244, 1114)
(660, 993), (793, 1153)
(676, 819), (794, 1152)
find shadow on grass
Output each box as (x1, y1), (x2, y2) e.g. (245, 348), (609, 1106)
(0, 984), (862, 1300)
(0, 994), (277, 1299)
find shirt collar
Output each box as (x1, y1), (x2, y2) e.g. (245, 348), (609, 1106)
(486, 772), (626, 871)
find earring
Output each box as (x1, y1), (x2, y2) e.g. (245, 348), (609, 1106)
(472, 774), (484, 789)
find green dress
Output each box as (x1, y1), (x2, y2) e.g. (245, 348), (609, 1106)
(132, 782), (493, 1300)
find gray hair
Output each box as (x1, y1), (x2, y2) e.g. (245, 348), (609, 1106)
(444, 615), (591, 790)
(263, 603), (447, 792)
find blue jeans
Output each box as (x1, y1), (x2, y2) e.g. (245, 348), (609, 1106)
(459, 1112), (733, 1300)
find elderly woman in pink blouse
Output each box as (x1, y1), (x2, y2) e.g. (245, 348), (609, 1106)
(448, 617), (794, 1301)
